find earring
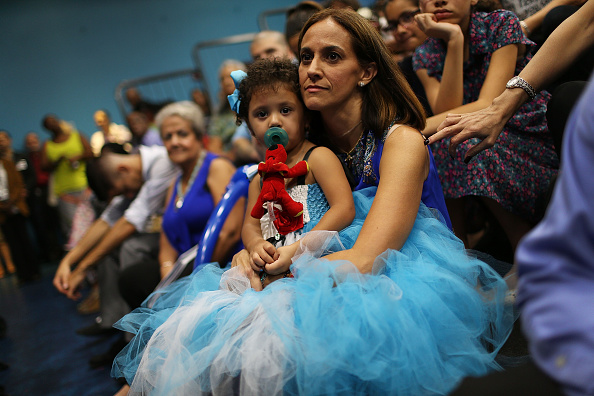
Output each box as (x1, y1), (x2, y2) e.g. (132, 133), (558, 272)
(359, 82), (365, 87)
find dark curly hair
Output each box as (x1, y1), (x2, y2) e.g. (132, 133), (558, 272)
(235, 58), (302, 126)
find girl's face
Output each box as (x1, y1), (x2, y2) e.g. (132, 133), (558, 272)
(247, 85), (307, 154)
(160, 115), (201, 167)
(384, 0), (426, 52)
(419, 0), (476, 28)
(299, 18), (368, 114)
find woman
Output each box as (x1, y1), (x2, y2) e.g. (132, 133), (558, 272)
(117, 101), (244, 310)
(41, 114), (93, 248)
(114, 10), (513, 396)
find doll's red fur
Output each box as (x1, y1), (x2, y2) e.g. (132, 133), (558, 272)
(251, 144), (309, 234)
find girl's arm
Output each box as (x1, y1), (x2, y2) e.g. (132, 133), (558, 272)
(158, 181), (179, 279)
(240, 174), (277, 270)
(414, 14), (465, 114)
(322, 126), (428, 274)
(206, 157), (244, 265)
(265, 146), (356, 275)
(422, 43), (519, 135)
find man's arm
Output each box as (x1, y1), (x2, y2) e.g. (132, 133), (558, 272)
(65, 217), (136, 300)
(53, 218), (110, 294)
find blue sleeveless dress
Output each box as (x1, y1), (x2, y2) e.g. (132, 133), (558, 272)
(112, 148), (513, 395)
(161, 152), (217, 254)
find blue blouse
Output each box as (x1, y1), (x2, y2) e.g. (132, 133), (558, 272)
(162, 152), (218, 254)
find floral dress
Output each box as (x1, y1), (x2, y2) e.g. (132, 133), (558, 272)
(413, 10), (559, 222)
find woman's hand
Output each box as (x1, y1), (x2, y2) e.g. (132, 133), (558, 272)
(430, 89), (522, 161)
(231, 249), (263, 291)
(414, 13), (463, 42)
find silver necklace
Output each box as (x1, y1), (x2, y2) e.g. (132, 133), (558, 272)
(175, 150), (206, 210)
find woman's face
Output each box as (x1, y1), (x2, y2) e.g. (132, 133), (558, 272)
(418, 0), (476, 28)
(384, 0), (426, 53)
(160, 115), (201, 167)
(299, 18), (367, 114)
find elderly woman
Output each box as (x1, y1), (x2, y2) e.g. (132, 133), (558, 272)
(117, 100), (243, 311)
(113, 10), (513, 396)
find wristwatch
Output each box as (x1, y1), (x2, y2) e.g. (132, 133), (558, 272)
(506, 76), (537, 101)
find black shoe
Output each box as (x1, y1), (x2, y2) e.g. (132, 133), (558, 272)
(76, 318), (117, 337)
(89, 337), (128, 369)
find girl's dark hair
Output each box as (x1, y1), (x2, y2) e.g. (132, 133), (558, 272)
(298, 8), (426, 137)
(235, 58), (302, 125)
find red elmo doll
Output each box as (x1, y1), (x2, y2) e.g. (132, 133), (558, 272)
(251, 144), (309, 235)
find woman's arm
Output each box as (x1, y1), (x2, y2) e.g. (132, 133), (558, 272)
(206, 157), (244, 265)
(414, 14), (465, 114)
(431, 0), (594, 159)
(158, 181), (179, 279)
(71, 133), (94, 162)
(323, 127), (428, 274)
(40, 141), (62, 172)
(423, 43), (519, 135)
(265, 146), (356, 275)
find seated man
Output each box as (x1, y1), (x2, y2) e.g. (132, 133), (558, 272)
(52, 145), (178, 337)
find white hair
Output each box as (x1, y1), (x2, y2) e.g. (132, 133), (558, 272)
(154, 101), (206, 137)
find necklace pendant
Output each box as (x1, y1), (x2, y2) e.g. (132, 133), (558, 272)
(175, 198), (184, 209)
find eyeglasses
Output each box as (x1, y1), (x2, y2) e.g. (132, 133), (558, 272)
(382, 9), (421, 32)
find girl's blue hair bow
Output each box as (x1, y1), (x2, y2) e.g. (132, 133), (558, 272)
(227, 70), (248, 113)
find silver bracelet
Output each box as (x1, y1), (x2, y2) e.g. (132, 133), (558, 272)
(520, 20), (531, 35)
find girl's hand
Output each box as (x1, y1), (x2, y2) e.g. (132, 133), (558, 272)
(414, 13), (462, 42)
(265, 244), (298, 275)
(248, 240), (277, 270)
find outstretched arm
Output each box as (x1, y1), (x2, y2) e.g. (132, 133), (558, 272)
(430, 0), (594, 161)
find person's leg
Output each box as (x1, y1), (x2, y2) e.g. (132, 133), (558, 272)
(480, 197), (533, 289)
(446, 197), (469, 247)
(117, 232), (161, 306)
(1, 214), (39, 282)
(448, 359), (564, 396)
(547, 81), (588, 159)
(94, 249), (129, 331)
(0, 230), (15, 275)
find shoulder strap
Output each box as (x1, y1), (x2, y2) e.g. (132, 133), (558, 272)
(385, 124), (430, 145)
(296, 146), (318, 185)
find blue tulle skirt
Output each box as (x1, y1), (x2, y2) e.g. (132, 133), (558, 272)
(112, 187), (514, 395)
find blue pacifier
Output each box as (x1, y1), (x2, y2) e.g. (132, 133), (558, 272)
(263, 127), (289, 148)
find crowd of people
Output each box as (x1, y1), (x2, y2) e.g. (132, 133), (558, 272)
(1, 0), (592, 394)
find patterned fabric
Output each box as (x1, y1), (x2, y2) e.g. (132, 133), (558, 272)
(413, 10), (559, 222)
